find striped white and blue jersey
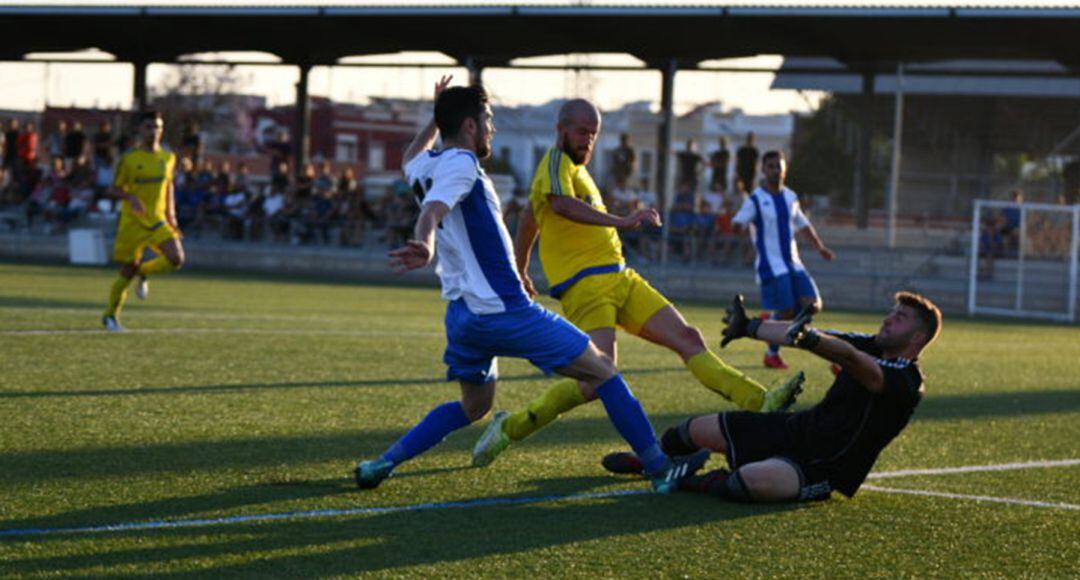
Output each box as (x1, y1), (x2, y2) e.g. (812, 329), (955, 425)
(732, 186), (813, 283)
(404, 148), (530, 315)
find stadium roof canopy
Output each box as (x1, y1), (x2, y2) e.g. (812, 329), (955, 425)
(3, 2), (1080, 71)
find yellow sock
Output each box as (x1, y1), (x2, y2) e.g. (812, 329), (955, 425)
(503, 378), (587, 441)
(137, 256), (178, 277)
(104, 276), (133, 318)
(687, 350), (767, 411)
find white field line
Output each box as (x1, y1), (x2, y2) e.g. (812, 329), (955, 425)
(0, 327), (441, 337)
(0, 305), (383, 324)
(861, 485), (1080, 510)
(868, 459), (1080, 479)
(0, 459), (1076, 538)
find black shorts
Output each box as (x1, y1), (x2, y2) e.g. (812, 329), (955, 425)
(718, 411), (833, 501)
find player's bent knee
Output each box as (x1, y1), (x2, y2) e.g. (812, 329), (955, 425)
(682, 325), (707, 351)
(461, 399), (492, 422)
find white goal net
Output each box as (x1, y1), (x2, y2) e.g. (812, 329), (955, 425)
(968, 200), (1080, 322)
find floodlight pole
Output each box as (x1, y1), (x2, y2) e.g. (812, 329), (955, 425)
(295, 62), (312, 176)
(657, 58), (677, 266)
(886, 63), (905, 248)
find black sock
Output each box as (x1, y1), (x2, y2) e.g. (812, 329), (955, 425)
(661, 418), (700, 456)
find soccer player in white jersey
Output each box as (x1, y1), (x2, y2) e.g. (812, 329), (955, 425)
(354, 78), (706, 493)
(732, 151), (835, 369)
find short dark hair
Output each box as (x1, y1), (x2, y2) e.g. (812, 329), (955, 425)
(136, 110), (163, 125)
(894, 291), (942, 348)
(435, 85), (488, 139)
(761, 150), (784, 165)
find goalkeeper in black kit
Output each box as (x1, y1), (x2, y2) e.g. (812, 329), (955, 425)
(603, 291), (942, 502)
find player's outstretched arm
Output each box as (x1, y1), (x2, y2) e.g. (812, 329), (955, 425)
(721, 295), (884, 392)
(549, 195), (660, 229)
(388, 201), (450, 273)
(514, 202), (539, 298)
(402, 75), (453, 167)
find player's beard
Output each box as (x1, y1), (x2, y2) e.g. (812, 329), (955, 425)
(560, 132), (591, 165)
(475, 126), (492, 159)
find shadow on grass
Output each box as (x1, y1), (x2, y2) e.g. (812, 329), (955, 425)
(0, 295), (108, 311)
(1, 473), (809, 576)
(0, 412), (692, 487)
(0, 366), (684, 399)
(913, 389), (1080, 422)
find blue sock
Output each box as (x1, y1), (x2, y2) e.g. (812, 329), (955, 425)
(595, 374), (667, 474)
(381, 401), (472, 466)
(767, 343), (780, 356)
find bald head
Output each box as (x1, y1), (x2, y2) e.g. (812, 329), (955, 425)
(557, 99), (601, 165)
(558, 99), (601, 127)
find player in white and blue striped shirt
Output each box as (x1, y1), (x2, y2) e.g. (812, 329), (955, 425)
(354, 79), (707, 493)
(732, 151), (835, 369)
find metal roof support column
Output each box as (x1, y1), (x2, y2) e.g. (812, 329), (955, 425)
(295, 62), (312, 176)
(132, 59), (148, 110)
(854, 70), (874, 229)
(466, 57), (483, 86)
(657, 58), (677, 266)
(886, 63), (905, 248)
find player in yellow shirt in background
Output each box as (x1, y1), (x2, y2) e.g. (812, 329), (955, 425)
(101, 110), (185, 332)
(472, 99), (803, 466)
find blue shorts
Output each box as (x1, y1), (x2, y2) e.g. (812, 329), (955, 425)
(760, 271), (819, 313)
(443, 299), (591, 384)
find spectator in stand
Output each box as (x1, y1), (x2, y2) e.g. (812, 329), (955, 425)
(181, 122), (203, 163)
(608, 176), (641, 217)
(1000, 189), (1023, 255)
(18, 121), (39, 174)
(315, 160), (334, 195)
(178, 157), (208, 235)
(669, 184), (698, 262)
(27, 156), (65, 230)
(58, 155), (95, 228)
(611, 132), (636, 189)
(262, 186), (290, 243)
(383, 179), (417, 249)
(93, 148), (116, 211)
(978, 211), (1003, 280)
(271, 160), (290, 193)
(676, 138), (705, 196)
(310, 186), (338, 244)
(337, 166), (366, 246)
(64, 121), (87, 169)
(267, 129), (291, 170)
(222, 185), (248, 241)
(709, 136), (731, 194)
(92, 120), (114, 170)
(735, 131), (759, 194)
(3, 119), (20, 172)
(46, 120), (67, 163)
(235, 161), (252, 196)
(296, 162), (315, 199)
(216, 160), (235, 198)
(700, 185), (725, 263)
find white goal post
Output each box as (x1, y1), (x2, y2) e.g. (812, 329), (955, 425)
(968, 199), (1079, 322)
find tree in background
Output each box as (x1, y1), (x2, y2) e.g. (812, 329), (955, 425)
(150, 64), (254, 155)
(788, 96), (888, 214)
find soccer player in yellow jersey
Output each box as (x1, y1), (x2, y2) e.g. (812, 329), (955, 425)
(471, 99), (804, 466)
(101, 110), (185, 332)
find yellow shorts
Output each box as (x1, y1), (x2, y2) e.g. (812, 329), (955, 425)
(113, 215), (178, 264)
(559, 268), (671, 335)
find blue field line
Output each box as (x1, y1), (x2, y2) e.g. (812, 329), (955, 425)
(0, 488), (649, 538)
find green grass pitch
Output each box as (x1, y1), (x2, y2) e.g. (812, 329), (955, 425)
(1, 262), (1077, 577)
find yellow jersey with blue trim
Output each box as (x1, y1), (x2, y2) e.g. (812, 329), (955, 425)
(114, 147), (176, 228)
(530, 146), (624, 289)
